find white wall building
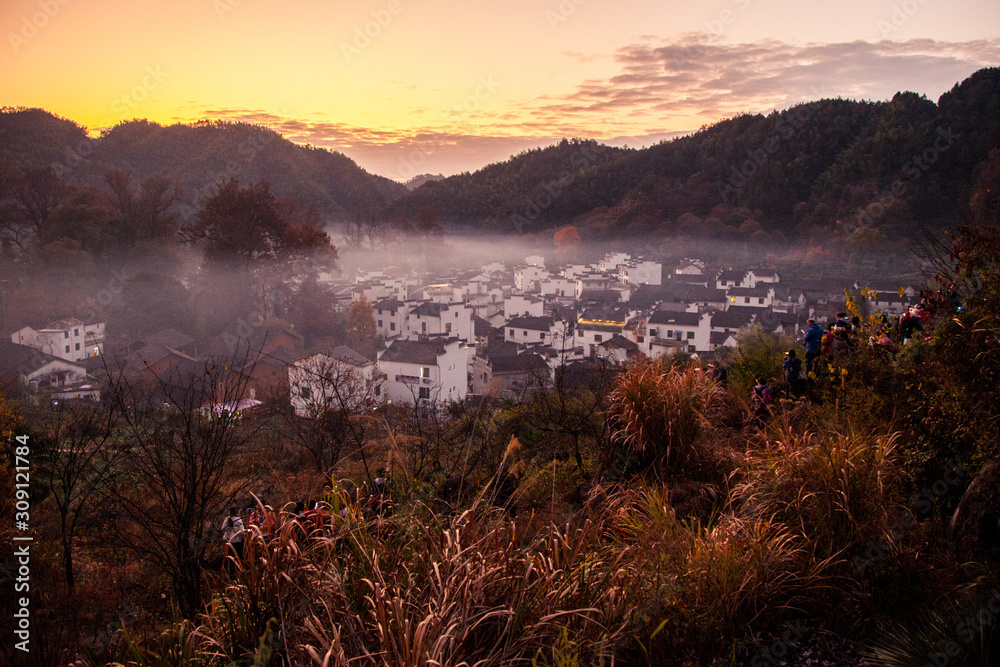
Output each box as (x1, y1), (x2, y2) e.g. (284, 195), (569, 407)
(289, 346), (381, 418)
(379, 338), (469, 406)
(11, 318), (105, 362)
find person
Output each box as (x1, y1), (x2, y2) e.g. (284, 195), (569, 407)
(899, 309), (924, 344)
(783, 349), (803, 397)
(221, 506), (245, 560)
(750, 378), (772, 424)
(821, 323), (836, 356)
(802, 318), (823, 375)
(833, 312), (853, 352)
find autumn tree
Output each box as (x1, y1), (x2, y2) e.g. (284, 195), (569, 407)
(347, 295), (378, 359)
(104, 354), (265, 617)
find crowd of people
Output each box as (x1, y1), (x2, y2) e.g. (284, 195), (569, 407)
(748, 300), (935, 425)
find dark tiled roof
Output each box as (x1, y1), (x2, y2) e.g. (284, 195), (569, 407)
(379, 339), (450, 365)
(648, 311), (701, 327)
(506, 316), (555, 331)
(490, 353), (548, 375)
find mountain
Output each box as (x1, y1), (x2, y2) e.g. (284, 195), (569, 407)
(404, 173), (445, 190)
(385, 67), (1000, 238)
(0, 110), (408, 219)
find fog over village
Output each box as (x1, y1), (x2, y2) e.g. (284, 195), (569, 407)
(2, 0), (1000, 665)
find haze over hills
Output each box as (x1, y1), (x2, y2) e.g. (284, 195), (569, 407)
(2, 67), (998, 237)
(0, 110), (408, 219)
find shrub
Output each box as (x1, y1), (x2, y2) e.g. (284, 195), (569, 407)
(606, 361), (724, 476)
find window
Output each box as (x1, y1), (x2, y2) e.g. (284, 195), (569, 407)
(378, 320), (383, 327)
(421, 322), (427, 333)
(65, 345), (70, 353)
(419, 387), (430, 399)
(758, 297), (765, 304)
(75, 343), (80, 351)
(649, 328), (658, 338)
(509, 329), (515, 337)
(539, 332), (544, 340)
(420, 367), (431, 379)
(686, 332), (695, 340)
(594, 334), (602, 343)
(300, 387), (311, 399)
(523, 330), (528, 337)
(667, 331), (673, 339)
(445, 322), (452, 334)
(390, 322), (396, 331)
(744, 297), (750, 304)
(375, 385), (381, 397)
(378, 309), (382, 315)
(64, 332), (69, 339)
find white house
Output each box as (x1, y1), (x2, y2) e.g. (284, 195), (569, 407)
(289, 346), (381, 418)
(524, 255), (546, 268)
(539, 277), (577, 299)
(11, 318), (105, 363)
(372, 299), (408, 339)
(504, 294), (545, 318)
(619, 259), (662, 286)
(645, 310), (712, 355)
(727, 286), (774, 308)
(514, 265), (549, 292)
(379, 338), (468, 406)
(598, 252), (631, 273)
(675, 259), (706, 276)
(504, 316), (569, 348)
(404, 301), (475, 343)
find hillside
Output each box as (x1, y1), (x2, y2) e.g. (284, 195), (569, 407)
(389, 67), (1000, 237)
(0, 110), (408, 219)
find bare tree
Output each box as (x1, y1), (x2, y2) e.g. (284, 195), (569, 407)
(103, 352), (267, 617)
(39, 390), (126, 592)
(287, 350), (382, 477)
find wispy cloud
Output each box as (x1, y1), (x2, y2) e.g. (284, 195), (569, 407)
(177, 38), (999, 178)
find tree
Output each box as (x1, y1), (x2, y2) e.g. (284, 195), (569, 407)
(12, 166), (65, 245)
(39, 396), (125, 592)
(183, 179), (334, 268)
(287, 352), (383, 473)
(347, 295), (378, 360)
(104, 353), (266, 617)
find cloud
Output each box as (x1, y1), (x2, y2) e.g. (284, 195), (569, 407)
(527, 37), (1000, 129)
(177, 38), (998, 178)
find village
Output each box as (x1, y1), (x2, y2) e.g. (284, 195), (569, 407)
(0, 250), (922, 414)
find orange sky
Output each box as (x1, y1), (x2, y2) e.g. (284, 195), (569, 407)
(3, 0), (999, 178)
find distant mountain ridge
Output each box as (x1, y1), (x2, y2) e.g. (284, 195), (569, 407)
(386, 67), (1000, 237)
(3, 66), (999, 236)
(0, 110), (408, 219)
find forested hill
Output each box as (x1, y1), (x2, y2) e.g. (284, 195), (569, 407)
(390, 67), (1000, 238)
(2, 66), (998, 235)
(0, 110), (408, 218)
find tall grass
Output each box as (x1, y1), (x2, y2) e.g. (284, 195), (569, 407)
(732, 427), (903, 561)
(607, 361), (724, 475)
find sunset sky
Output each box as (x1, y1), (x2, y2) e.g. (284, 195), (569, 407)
(3, 0), (999, 180)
